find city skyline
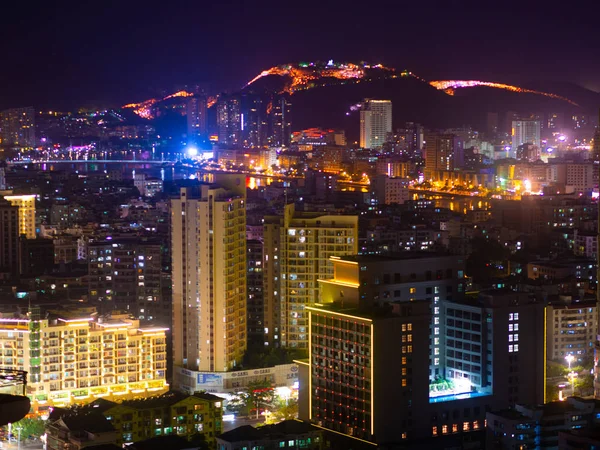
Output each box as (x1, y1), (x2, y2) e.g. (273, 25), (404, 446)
(0, 2), (599, 448)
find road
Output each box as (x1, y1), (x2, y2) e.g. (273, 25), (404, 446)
(0, 441), (43, 450)
(223, 416), (265, 433)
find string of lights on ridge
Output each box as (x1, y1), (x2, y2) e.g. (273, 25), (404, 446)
(122, 61), (578, 119)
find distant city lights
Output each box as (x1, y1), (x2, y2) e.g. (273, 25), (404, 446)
(186, 146), (198, 157)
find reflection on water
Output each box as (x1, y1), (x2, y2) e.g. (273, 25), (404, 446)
(28, 162), (288, 189)
(28, 162), (192, 181)
(413, 193), (492, 213)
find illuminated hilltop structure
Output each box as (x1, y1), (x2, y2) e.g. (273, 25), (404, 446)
(122, 61), (579, 120)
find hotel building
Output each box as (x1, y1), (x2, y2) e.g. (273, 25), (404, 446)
(298, 255), (546, 444)
(0, 308), (168, 413)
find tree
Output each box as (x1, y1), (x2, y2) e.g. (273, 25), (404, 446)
(272, 398), (298, 422)
(227, 380), (275, 418)
(546, 383), (560, 402)
(577, 373), (594, 397)
(546, 360), (567, 378)
(13, 417), (45, 440)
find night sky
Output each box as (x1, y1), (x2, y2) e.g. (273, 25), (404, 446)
(1, 0), (599, 110)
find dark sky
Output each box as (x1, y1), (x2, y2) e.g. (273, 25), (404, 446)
(1, 0), (599, 109)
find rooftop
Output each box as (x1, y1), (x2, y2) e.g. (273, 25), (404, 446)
(338, 252), (455, 263)
(89, 391), (221, 412)
(128, 435), (189, 450)
(53, 411), (115, 434)
(218, 420), (320, 443)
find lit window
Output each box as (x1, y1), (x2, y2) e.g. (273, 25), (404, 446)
(509, 313), (514, 321)
(514, 334), (519, 342)
(514, 313), (519, 320)
(514, 344), (519, 352)
(407, 345), (412, 353)
(407, 334), (412, 342)
(402, 379), (407, 387)
(401, 433), (407, 439)
(432, 426), (438, 436)
(402, 324), (407, 332)
(407, 323), (412, 331)
(434, 317), (439, 325)
(463, 422), (470, 431)
(509, 324), (513, 332)
(452, 424), (458, 433)
(514, 323), (519, 331)
(409, 287), (416, 294)
(434, 327), (439, 335)
(509, 335), (513, 342)
(473, 421), (480, 430)
(442, 425), (448, 434)
(434, 358), (439, 366)
(509, 345), (514, 353)
(402, 357), (407, 365)
(434, 348), (439, 355)
(434, 338), (439, 345)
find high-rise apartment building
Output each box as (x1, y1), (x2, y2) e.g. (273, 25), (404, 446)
(3, 194), (36, 239)
(88, 238), (163, 320)
(512, 119), (541, 156)
(171, 174), (246, 377)
(546, 299), (596, 361)
(186, 96), (207, 143)
(0, 308), (168, 413)
(0, 200), (20, 277)
(359, 99), (392, 149)
(424, 133), (464, 180)
(247, 239), (265, 347)
(217, 95), (242, 147)
(0, 107), (36, 148)
(594, 172), (600, 399)
(263, 204), (358, 348)
(241, 93), (267, 148)
(269, 95), (292, 147)
(591, 109), (600, 163)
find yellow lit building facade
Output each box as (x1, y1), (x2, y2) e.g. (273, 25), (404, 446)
(4, 194), (36, 238)
(263, 204), (358, 348)
(0, 309), (168, 413)
(171, 174), (247, 375)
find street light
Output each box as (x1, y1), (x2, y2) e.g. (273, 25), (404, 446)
(568, 371), (578, 397)
(565, 354), (575, 370)
(14, 425), (22, 450)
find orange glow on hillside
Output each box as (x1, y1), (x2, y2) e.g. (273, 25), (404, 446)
(430, 80), (578, 106)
